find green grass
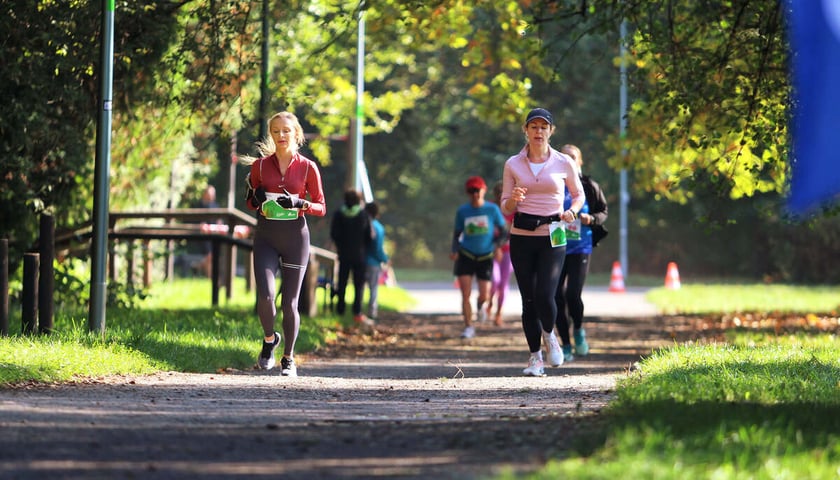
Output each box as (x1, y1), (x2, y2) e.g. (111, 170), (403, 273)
(0, 277), (414, 386)
(512, 333), (840, 479)
(647, 284), (840, 314)
(502, 286), (840, 480)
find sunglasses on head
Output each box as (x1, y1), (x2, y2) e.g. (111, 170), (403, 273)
(467, 187), (480, 194)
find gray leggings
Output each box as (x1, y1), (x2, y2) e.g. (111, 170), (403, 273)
(252, 216), (310, 357)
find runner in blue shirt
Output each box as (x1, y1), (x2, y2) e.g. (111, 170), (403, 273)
(450, 176), (508, 339)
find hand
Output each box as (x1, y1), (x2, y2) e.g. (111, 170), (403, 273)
(562, 209), (577, 222)
(505, 186), (527, 211)
(511, 186), (527, 202)
(254, 187), (267, 205)
(277, 193), (306, 209)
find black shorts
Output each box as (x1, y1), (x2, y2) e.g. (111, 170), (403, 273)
(453, 250), (494, 281)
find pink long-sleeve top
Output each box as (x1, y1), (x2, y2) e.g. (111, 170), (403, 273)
(500, 147), (585, 237)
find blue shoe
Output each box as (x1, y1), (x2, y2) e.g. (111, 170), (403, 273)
(574, 328), (589, 356)
(562, 344), (575, 362)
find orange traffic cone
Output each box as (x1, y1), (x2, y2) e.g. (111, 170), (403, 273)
(665, 262), (681, 289)
(608, 261), (625, 293)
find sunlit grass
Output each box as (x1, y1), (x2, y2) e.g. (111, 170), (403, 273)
(0, 277), (413, 386)
(647, 284), (840, 314)
(505, 333), (840, 479)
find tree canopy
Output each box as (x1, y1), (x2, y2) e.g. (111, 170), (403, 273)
(4, 0), (826, 283)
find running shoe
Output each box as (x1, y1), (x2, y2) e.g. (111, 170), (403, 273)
(280, 356), (297, 377)
(258, 332), (280, 370)
(461, 326), (476, 339)
(354, 314), (376, 328)
(574, 328), (590, 356)
(477, 305), (488, 324)
(544, 330), (563, 367)
(522, 355), (545, 377)
(562, 344), (575, 363)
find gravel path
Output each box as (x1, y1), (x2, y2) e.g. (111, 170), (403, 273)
(0, 287), (688, 480)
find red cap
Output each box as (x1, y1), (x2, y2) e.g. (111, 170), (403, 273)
(465, 176), (486, 191)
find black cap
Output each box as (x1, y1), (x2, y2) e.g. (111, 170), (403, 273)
(525, 108), (553, 125)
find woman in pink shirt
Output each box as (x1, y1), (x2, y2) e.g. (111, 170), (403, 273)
(500, 108), (584, 377)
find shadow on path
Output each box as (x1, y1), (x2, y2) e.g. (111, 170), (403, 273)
(0, 306), (698, 479)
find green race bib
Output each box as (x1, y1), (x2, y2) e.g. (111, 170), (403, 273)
(549, 221), (566, 248)
(261, 200), (299, 220)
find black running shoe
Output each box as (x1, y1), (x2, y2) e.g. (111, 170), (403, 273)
(280, 356), (297, 377)
(258, 332), (280, 370)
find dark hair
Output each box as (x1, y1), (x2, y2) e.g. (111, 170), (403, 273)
(344, 189), (362, 208)
(365, 201), (380, 218)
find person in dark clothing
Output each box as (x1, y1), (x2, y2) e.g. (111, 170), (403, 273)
(330, 189), (374, 326)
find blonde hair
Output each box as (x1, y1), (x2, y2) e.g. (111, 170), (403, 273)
(560, 144), (582, 164)
(560, 144), (582, 175)
(242, 112), (307, 165)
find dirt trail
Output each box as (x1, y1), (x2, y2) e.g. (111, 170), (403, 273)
(0, 309), (697, 479)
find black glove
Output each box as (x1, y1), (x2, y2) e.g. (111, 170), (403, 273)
(277, 193), (306, 209)
(254, 187), (267, 205)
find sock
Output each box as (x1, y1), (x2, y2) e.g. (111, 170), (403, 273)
(531, 351), (543, 361)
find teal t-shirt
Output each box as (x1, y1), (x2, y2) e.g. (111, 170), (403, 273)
(453, 202), (506, 256)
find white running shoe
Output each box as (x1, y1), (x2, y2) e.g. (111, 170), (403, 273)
(258, 332), (280, 370)
(280, 357), (297, 377)
(544, 330), (564, 367)
(523, 355), (545, 376)
(461, 326), (476, 339)
(476, 305), (488, 324)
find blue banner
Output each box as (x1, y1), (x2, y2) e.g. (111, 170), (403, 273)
(787, 0), (840, 214)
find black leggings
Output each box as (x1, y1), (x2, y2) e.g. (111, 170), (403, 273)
(252, 216), (310, 357)
(555, 253), (590, 346)
(509, 234), (566, 354)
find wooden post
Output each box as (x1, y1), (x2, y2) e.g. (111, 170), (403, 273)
(245, 248), (253, 292)
(108, 240), (117, 283)
(225, 217), (236, 302)
(0, 239), (8, 336)
(126, 240), (135, 290)
(298, 254), (319, 317)
(211, 239), (221, 306)
(22, 253), (39, 335)
(142, 239), (152, 288)
(39, 214), (55, 334)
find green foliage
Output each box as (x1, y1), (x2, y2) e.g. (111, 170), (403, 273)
(3, 0), (832, 287)
(606, 1), (789, 202)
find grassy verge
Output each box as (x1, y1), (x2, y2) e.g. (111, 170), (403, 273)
(647, 284), (840, 314)
(0, 278), (415, 386)
(514, 333), (840, 479)
(500, 285), (840, 480)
